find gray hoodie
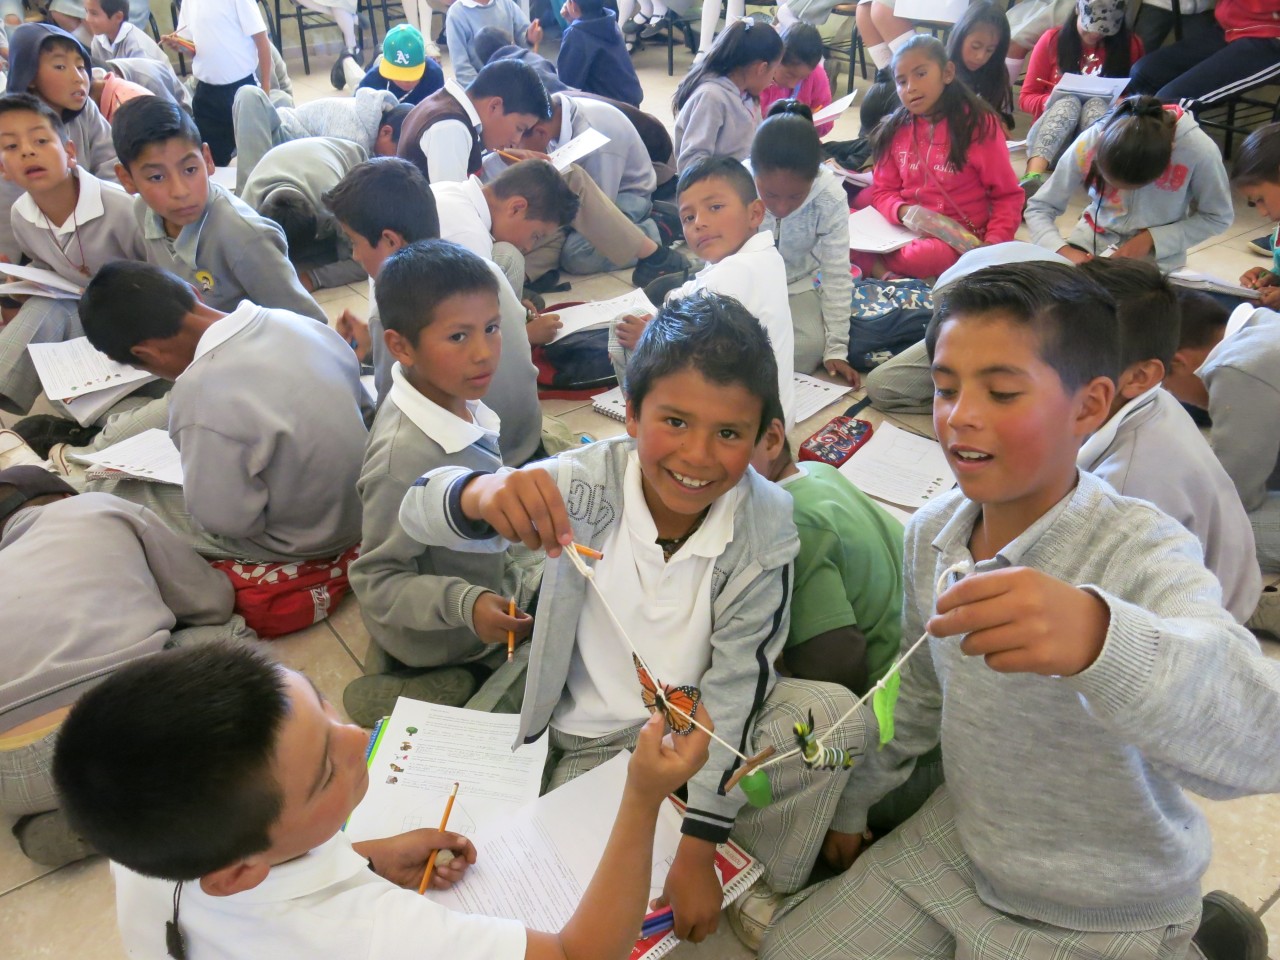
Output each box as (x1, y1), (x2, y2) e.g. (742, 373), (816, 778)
(673, 75), (759, 174)
(1025, 109), (1233, 270)
(399, 436), (800, 841)
(293, 88), (400, 147)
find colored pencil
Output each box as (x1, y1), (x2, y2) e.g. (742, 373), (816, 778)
(572, 542), (604, 560)
(506, 597), (516, 662)
(418, 782), (459, 894)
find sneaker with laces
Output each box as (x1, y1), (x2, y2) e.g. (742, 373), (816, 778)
(727, 878), (785, 951)
(1246, 585), (1280, 638)
(632, 245), (690, 287)
(1192, 891), (1268, 960)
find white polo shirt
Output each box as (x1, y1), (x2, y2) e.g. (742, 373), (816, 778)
(388, 362), (502, 455)
(552, 451), (741, 739)
(421, 79), (485, 184)
(430, 177), (495, 259)
(177, 0), (267, 85)
(112, 833), (527, 960)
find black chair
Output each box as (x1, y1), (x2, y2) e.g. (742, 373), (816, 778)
(1197, 86), (1280, 160)
(275, 0), (374, 75)
(821, 2), (866, 96)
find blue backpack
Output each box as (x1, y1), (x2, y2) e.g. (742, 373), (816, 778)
(847, 278), (933, 372)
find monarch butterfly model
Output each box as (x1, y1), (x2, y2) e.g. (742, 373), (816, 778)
(794, 710), (854, 769)
(633, 654), (702, 735)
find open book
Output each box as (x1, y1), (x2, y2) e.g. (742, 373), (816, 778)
(0, 262), (84, 300)
(27, 337), (157, 426)
(1168, 268), (1260, 301)
(848, 207), (917, 253)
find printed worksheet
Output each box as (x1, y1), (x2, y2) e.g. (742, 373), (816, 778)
(838, 422), (955, 508)
(70, 429), (183, 485)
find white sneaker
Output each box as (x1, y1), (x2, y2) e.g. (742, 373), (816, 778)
(1246, 585), (1280, 638)
(727, 878), (785, 952)
(0, 429), (47, 470)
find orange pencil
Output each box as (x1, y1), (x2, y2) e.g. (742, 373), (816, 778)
(497, 150), (522, 163)
(506, 597), (516, 662)
(418, 782), (460, 895)
(572, 542), (604, 560)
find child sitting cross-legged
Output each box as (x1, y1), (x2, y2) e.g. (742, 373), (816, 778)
(344, 240), (544, 723)
(53, 643), (712, 960)
(399, 292), (864, 950)
(760, 262), (1280, 960)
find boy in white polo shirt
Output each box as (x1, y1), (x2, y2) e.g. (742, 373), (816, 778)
(85, 0), (166, 64)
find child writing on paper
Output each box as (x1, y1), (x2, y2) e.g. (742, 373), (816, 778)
(859, 36), (1022, 282)
(1018, 0), (1142, 197)
(748, 104), (856, 384)
(54, 643), (713, 960)
(672, 19), (782, 173)
(761, 261), (1280, 960)
(947, 2), (1015, 130)
(1025, 96), (1234, 270)
(759, 23), (834, 138)
(346, 241), (542, 725)
(399, 293), (864, 947)
(1234, 124), (1280, 310)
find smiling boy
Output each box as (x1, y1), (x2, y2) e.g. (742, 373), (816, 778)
(399, 292), (862, 946)
(762, 262), (1279, 960)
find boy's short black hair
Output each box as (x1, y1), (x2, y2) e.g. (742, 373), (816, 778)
(260, 189), (319, 251)
(0, 92), (66, 141)
(575, 0), (605, 16)
(779, 21), (824, 67)
(625, 291), (782, 442)
(322, 157), (440, 247)
(489, 159), (580, 226)
(1232, 122), (1280, 187)
(1078, 257), (1179, 370)
(38, 34), (85, 62)
(467, 60), (552, 121)
(79, 261), (195, 365)
(1175, 289), (1230, 350)
(111, 95), (202, 169)
(381, 102), (412, 144)
(927, 262), (1121, 389)
(473, 26), (514, 66)
(676, 156), (758, 205)
(99, 0), (130, 18)
(53, 644), (291, 881)
(374, 239), (502, 344)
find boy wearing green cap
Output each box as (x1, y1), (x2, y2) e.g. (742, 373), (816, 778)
(355, 23), (445, 104)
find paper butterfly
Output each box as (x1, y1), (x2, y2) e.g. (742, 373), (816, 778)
(633, 654), (702, 735)
(794, 710), (854, 769)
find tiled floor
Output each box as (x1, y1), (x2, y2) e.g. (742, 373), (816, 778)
(3, 19), (1279, 960)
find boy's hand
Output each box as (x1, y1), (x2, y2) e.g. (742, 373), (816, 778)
(471, 591), (533, 645)
(820, 828), (870, 872)
(526, 309), (563, 345)
(461, 467), (574, 556)
(498, 147), (550, 163)
(824, 358), (860, 387)
(1056, 245), (1093, 265)
(651, 836), (721, 942)
(615, 313), (651, 351)
(928, 567), (1110, 676)
(526, 20), (543, 48)
(1240, 266), (1275, 289)
(356, 829), (477, 889)
(1259, 286), (1280, 309)
(1111, 229), (1154, 260)
(335, 309), (371, 360)
(625, 712), (712, 803)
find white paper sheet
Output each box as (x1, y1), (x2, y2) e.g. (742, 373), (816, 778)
(345, 699), (548, 844)
(848, 207), (918, 253)
(811, 90), (858, 125)
(549, 288), (657, 343)
(70, 428), (183, 485)
(793, 372), (851, 423)
(28, 337), (155, 401)
(1167, 268), (1260, 300)
(0, 262), (84, 296)
(1045, 73), (1129, 111)
(210, 165), (238, 193)
(838, 422), (955, 509)
(549, 128), (611, 172)
(0, 280), (80, 300)
(60, 378), (153, 427)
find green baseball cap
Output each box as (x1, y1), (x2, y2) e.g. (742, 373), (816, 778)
(380, 23), (426, 83)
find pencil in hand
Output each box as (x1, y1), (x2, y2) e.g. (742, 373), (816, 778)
(418, 781), (460, 895)
(506, 597), (516, 662)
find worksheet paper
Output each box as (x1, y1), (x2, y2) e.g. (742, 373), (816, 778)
(838, 422), (955, 509)
(345, 699), (548, 844)
(550, 129), (611, 172)
(0, 262), (84, 298)
(894, 0), (968, 22)
(28, 337), (155, 400)
(70, 428), (184, 485)
(549, 288), (657, 343)
(848, 207), (918, 253)
(1045, 74), (1129, 111)
(811, 90), (858, 126)
(427, 753), (682, 930)
(793, 372), (851, 423)
(1167, 268), (1260, 300)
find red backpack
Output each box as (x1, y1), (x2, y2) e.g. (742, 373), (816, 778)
(211, 544), (361, 639)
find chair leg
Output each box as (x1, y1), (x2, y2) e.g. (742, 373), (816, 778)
(298, 10), (311, 74)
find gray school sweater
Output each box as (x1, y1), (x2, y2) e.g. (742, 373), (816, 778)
(107, 57), (193, 110)
(672, 76), (758, 174)
(445, 0), (533, 87)
(350, 386), (506, 668)
(1078, 387), (1260, 623)
(240, 137), (369, 242)
(399, 436), (800, 842)
(836, 470), (1280, 931)
(558, 93), (655, 200)
(169, 304), (372, 559)
(0, 493), (233, 730)
(136, 183), (328, 323)
(1200, 305), (1280, 514)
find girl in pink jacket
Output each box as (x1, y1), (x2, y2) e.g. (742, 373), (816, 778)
(857, 35), (1023, 280)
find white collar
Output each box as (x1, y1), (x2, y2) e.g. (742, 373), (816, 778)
(457, 175), (491, 229)
(1076, 387), (1160, 468)
(551, 93), (574, 150)
(1197, 302), (1262, 375)
(695, 231), (775, 279)
(13, 167), (107, 235)
(620, 451), (738, 560)
(775, 462), (808, 488)
(388, 362), (500, 454)
(223, 834), (371, 905)
(444, 77), (483, 131)
(107, 21), (136, 51)
(185, 301), (259, 373)
(457, 0), (491, 6)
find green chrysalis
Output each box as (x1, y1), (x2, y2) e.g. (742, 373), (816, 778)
(740, 768), (773, 807)
(872, 671), (901, 748)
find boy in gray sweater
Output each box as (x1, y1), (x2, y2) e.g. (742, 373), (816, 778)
(345, 240), (540, 724)
(762, 263), (1278, 960)
(446, 0), (542, 87)
(399, 292), (862, 946)
(77, 261), (372, 562)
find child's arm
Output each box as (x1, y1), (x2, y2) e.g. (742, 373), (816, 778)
(446, 15), (478, 87)
(868, 142), (910, 225)
(1206, 366), (1280, 513)
(971, 115), (1024, 244)
(1023, 134), (1090, 261)
(173, 426), (270, 541)
(230, 229), (329, 324)
(784, 627), (870, 693)
(1142, 141), (1234, 266)
(253, 30), (272, 96)
(79, 103), (122, 183)
(129, 500), (236, 625)
(1017, 32), (1058, 118)
(813, 178), (856, 379)
(555, 28), (587, 89)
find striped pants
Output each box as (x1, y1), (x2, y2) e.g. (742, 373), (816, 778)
(1129, 25), (1280, 113)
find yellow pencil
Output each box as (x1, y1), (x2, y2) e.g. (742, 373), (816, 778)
(506, 597), (516, 662)
(418, 782), (459, 895)
(496, 150), (522, 163)
(572, 542), (604, 561)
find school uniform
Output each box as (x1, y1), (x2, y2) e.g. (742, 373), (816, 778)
(94, 71), (153, 123)
(398, 79), (485, 184)
(0, 169), (145, 415)
(672, 75), (758, 174)
(764, 470), (1280, 960)
(107, 56), (194, 110)
(91, 302), (371, 561)
(357, 56), (445, 105)
(556, 10), (643, 107)
(428, 175), (528, 299)
(445, 0), (533, 87)
(352, 366), (537, 670)
(1078, 386), (1261, 623)
(400, 436), (861, 895)
(113, 832), (526, 960)
(89, 21), (166, 63)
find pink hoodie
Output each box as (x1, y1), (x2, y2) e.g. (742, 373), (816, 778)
(759, 63), (835, 137)
(869, 111), (1023, 243)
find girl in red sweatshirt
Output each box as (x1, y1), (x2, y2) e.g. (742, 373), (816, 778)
(857, 35), (1022, 281)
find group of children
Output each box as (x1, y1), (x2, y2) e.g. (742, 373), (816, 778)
(0, 2), (1279, 959)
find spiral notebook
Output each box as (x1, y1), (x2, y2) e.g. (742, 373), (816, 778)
(592, 373), (850, 425)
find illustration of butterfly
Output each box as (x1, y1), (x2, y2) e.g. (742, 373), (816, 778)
(633, 654), (702, 735)
(794, 710), (854, 769)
